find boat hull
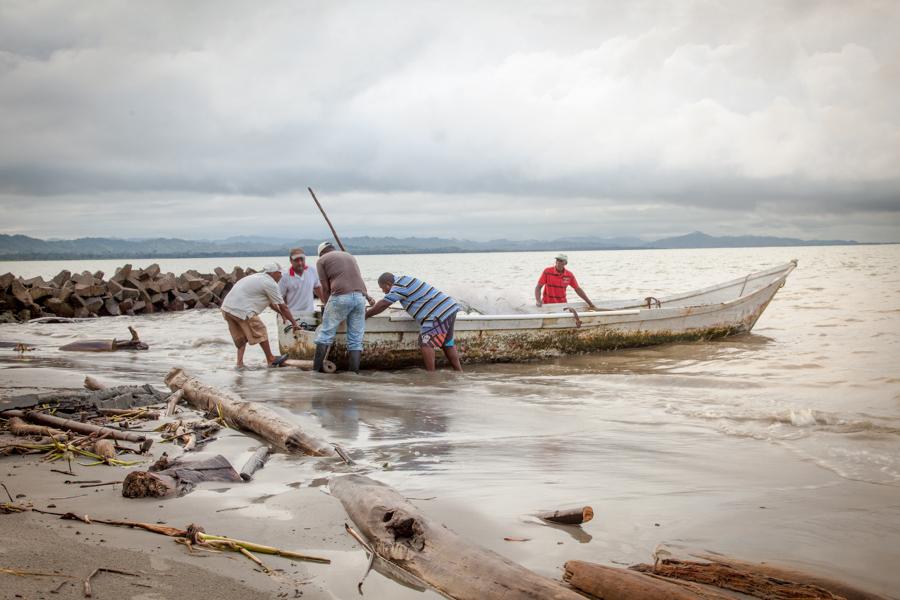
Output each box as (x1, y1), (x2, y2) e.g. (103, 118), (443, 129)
(279, 261), (794, 369)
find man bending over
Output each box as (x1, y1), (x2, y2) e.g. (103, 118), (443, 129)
(366, 273), (463, 372)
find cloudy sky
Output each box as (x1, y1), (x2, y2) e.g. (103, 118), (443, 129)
(1, 0), (898, 242)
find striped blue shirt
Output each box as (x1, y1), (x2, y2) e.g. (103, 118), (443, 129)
(384, 275), (459, 326)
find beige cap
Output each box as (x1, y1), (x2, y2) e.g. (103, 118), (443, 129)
(289, 247), (305, 259)
(555, 253), (568, 262)
(262, 262), (282, 273)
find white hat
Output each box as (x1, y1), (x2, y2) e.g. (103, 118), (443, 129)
(555, 253), (568, 262)
(263, 262), (282, 273)
(317, 241), (335, 256)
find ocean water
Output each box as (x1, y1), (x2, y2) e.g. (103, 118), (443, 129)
(2, 245), (899, 596)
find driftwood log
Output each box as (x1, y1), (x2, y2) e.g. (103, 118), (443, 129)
(165, 367), (337, 457)
(7, 416), (67, 438)
(59, 327), (148, 352)
(631, 556), (890, 600)
(330, 474), (585, 600)
(283, 358), (337, 373)
(240, 446), (273, 481)
(536, 506), (594, 526)
(563, 560), (731, 600)
(3, 409), (148, 446)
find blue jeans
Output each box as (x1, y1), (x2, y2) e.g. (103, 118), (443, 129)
(315, 292), (366, 351)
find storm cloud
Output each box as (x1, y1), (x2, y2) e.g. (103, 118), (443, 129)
(1, 0), (898, 241)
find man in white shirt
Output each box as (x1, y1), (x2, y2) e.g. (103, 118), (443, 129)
(279, 247), (322, 315)
(221, 263), (300, 368)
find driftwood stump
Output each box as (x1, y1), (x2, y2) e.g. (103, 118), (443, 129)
(331, 474), (584, 600)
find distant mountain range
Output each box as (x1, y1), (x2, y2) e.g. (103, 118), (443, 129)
(0, 231), (864, 260)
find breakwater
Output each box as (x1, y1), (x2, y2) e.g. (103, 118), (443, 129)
(0, 264), (257, 322)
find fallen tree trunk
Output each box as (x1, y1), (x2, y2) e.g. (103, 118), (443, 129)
(536, 506), (594, 526)
(2, 410), (148, 446)
(330, 474), (585, 600)
(564, 560), (730, 600)
(631, 556), (890, 600)
(165, 367), (336, 457)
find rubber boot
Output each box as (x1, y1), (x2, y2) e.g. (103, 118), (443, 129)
(348, 350), (361, 374)
(313, 343), (331, 373)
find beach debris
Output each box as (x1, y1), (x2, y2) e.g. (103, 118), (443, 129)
(122, 454), (241, 498)
(165, 367), (339, 457)
(82, 567), (140, 597)
(7, 416), (67, 439)
(283, 358), (337, 374)
(240, 446), (273, 481)
(164, 389), (184, 416)
(26, 508), (329, 570)
(3, 409), (150, 447)
(0, 567), (75, 579)
(503, 537), (531, 542)
(330, 474), (585, 600)
(630, 553), (891, 600)
(563, 560), (730, 600)
(535, 506), (594, 526)
(83, 376), (107, 391)
(156, 418), (219, 450)
(59, 326), (148, 352)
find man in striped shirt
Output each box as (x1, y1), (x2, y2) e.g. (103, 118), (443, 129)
(366, 273), (463, 372)
(535, 253), (598, 309)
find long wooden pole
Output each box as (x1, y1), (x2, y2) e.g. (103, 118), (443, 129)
(308, 187), (346, 251)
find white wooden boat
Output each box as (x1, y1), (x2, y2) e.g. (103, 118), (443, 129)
(279, 261), (797, 369)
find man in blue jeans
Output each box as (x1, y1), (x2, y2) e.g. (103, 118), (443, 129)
(313, 241), (374, 373)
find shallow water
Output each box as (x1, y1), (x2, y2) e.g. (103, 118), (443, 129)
(2, 245), (899, 596)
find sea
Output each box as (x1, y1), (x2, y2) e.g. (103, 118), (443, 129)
(1, 245), (898, 597)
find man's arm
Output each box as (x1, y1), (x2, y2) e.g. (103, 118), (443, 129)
(534, 284), (544, 307)
(573, 286), (597, 310)
(316, 263), (330, 304)
(276, 303), (300, 329)
(313, 285), (323, 301)
(365, 299), (392, 319)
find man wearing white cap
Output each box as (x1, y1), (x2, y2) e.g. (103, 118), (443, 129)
(313, 241), (374, 373)
(220, 263), (300, 368)
(534, 253), (598, 309)
(279, 247), (321, 314)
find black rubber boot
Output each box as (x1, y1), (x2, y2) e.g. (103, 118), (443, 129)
(313, 343), (331, 372)
(348, 350), (361, 374)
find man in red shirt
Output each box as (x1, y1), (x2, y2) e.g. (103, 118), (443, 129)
(535, 253), (598, 309)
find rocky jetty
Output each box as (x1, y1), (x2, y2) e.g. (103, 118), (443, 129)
(0, 264), (257, 323)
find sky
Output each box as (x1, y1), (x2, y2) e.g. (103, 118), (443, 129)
(1, 0), (898, 243)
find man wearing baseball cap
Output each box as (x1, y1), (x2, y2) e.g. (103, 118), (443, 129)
(313, 241), (374, 373)
(279, 247), (322, 315)
(220, 263), (300, 368)
(534, 253), (598, 309)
